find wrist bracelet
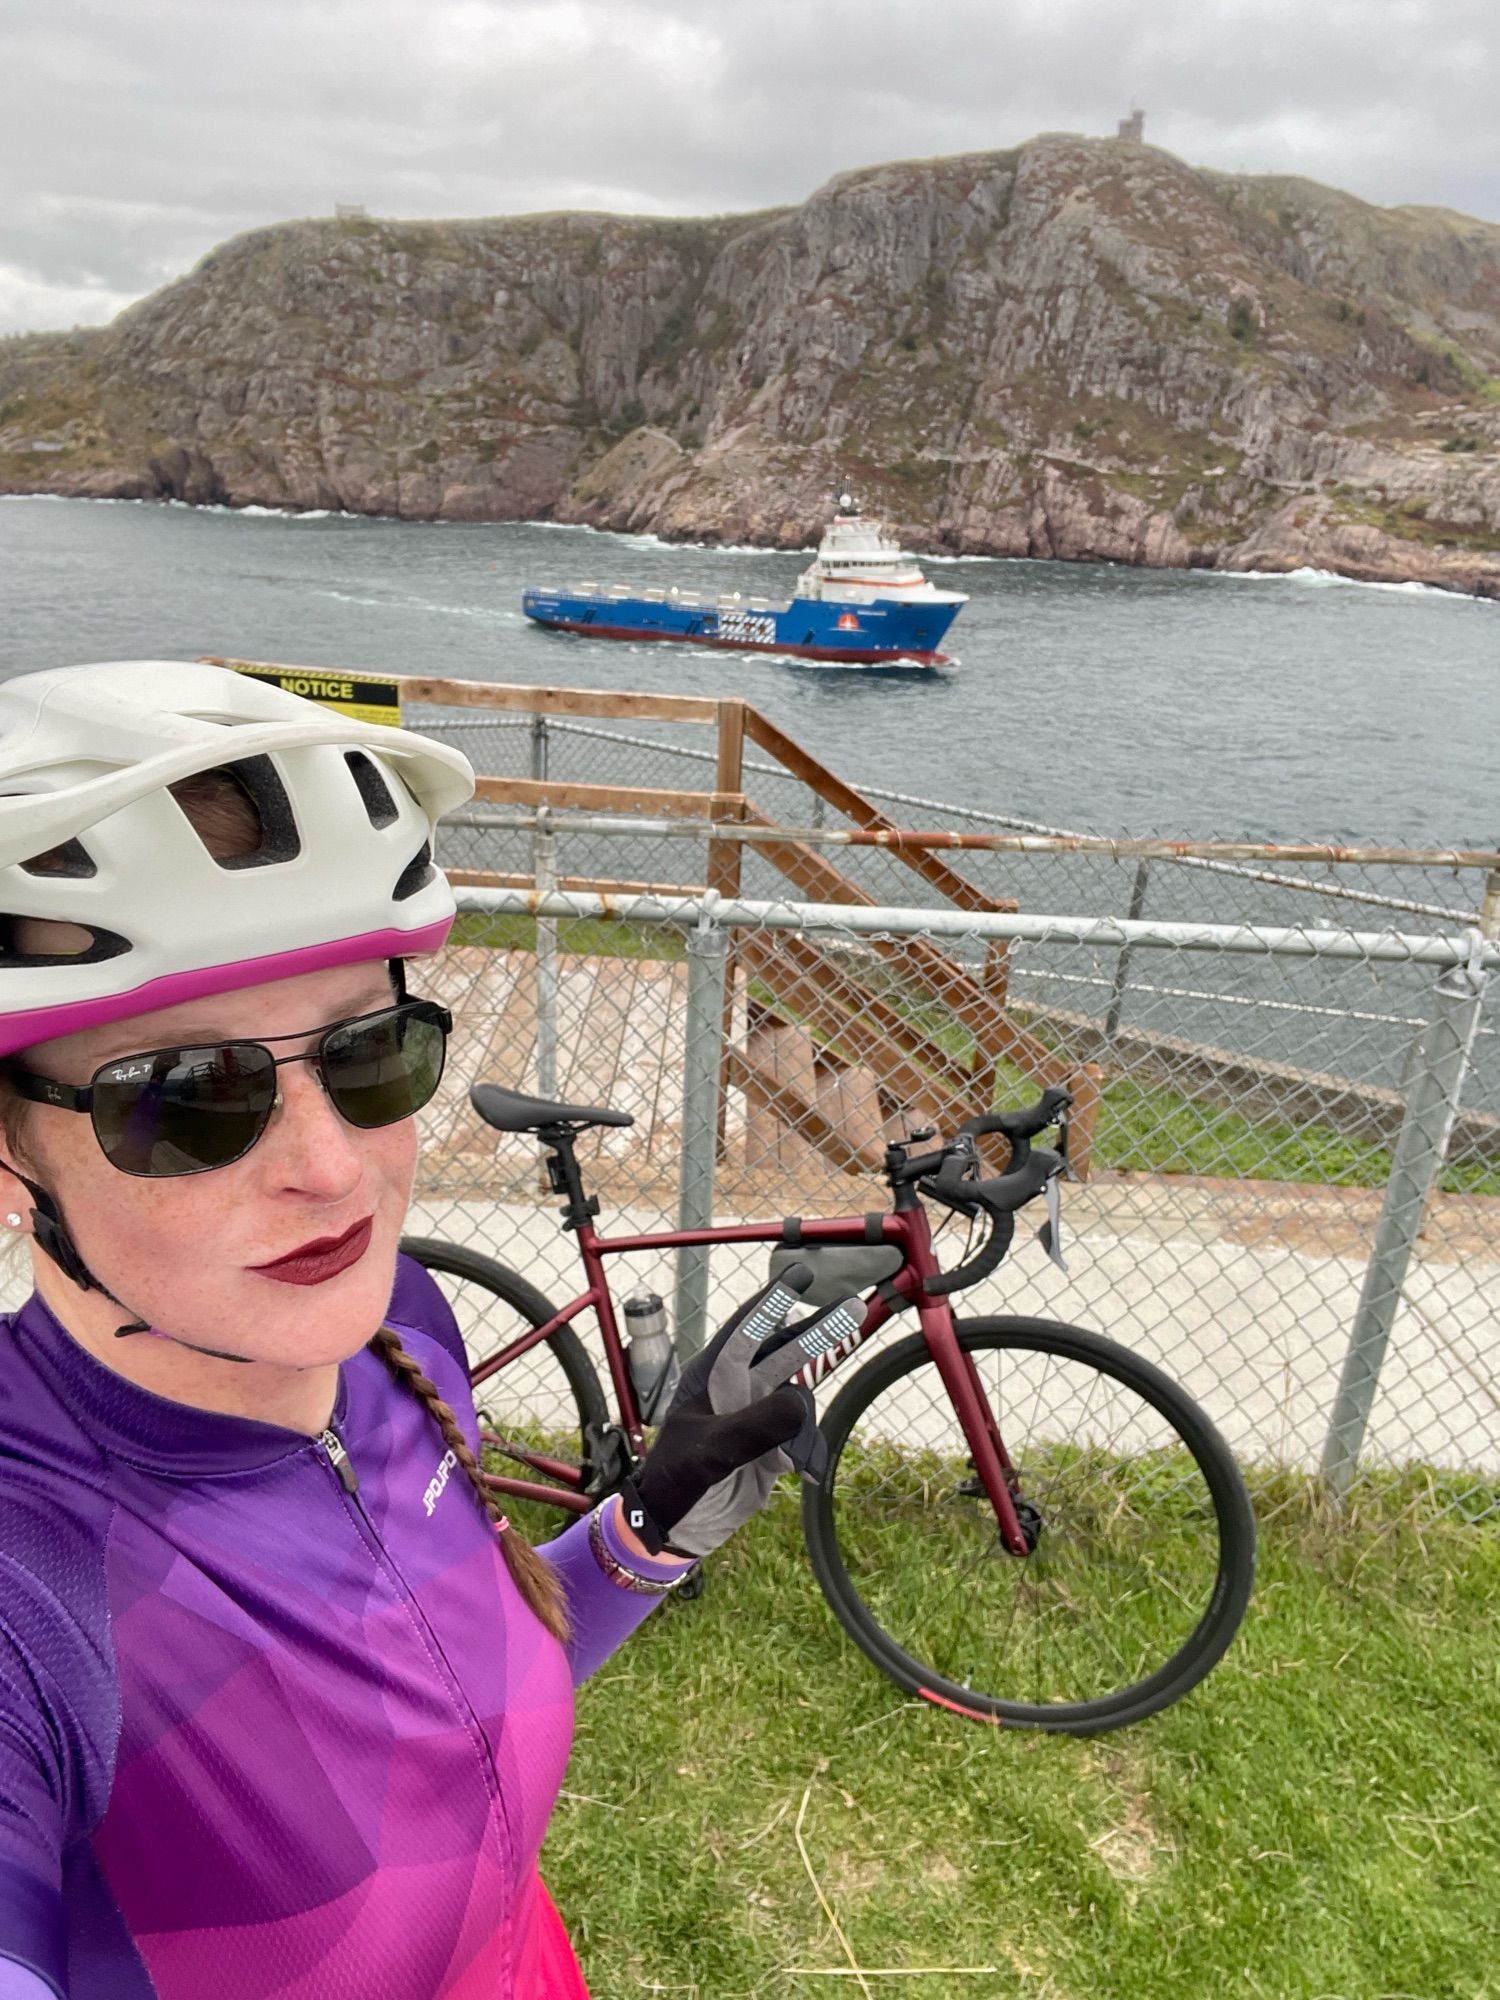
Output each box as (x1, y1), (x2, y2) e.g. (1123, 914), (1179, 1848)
(588, 1502), (697, 1595)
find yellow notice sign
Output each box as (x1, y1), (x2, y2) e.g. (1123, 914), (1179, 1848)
(229, 661), (402, 728)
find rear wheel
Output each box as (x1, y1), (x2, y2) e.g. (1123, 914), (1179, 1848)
(399, 1237), (610, 1541)
(802, 1317), (1255, 1733)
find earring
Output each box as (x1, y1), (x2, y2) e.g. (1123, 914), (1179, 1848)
(5, 1214), (21, 1228)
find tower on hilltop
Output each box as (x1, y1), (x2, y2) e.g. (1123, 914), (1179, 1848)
(1116, 109), (1145, 143)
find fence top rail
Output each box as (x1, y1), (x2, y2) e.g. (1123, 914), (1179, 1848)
(444, 807), (1500, 873)
(451, 882), (1500, 971)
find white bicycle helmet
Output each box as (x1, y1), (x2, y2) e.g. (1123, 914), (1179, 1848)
(0, 661), (476, 1057)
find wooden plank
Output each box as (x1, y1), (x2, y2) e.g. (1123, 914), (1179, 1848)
(741, 806), (1064, 1086)
(472, 776), (729, 817)
(203, 660), (718, 723)
(708, 700), (746, 904)
(743, 706), (1007, 915)
(726, 1045), (886, 1177)
(708, 707), (748, 1152)
(1063, 1061), (1103, 1184)
(445, 868), (707, 899)
(738, 930), (975, 1127)
(403, 678), (718, 723)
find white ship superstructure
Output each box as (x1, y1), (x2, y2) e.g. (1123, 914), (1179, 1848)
(793, 490), (968, 610)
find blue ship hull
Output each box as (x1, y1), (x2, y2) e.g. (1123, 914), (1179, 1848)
(521, 588), (961, 664)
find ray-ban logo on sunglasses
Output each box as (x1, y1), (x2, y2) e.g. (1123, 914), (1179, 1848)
(107, 1062), (154, 1082)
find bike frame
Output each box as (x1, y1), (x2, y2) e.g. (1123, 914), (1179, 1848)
(472, 1195), (1034, 1556)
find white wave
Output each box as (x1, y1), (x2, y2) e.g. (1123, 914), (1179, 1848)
(240, 504), (336, 520)
(916, 550), (1007, 565)
(314, 588), (395, 610)
(525, 519), (815, 556)
(1206, 564), (1485, 602)
(0, 492), (146, 505)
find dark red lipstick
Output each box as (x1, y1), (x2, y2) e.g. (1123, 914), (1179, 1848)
(249, 1216), (374, 1286)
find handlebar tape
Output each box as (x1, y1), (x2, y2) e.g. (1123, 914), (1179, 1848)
(917, 1145), (1063, 1295)
(958, 1085), (1073, 1148)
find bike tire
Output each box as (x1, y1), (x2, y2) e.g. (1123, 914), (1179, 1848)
(399, 1237), (609, 1537)
(802, 1317), (1255, 1734)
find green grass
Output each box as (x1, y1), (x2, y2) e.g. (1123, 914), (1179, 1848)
(451, 910), (689, 962)
(1100, 1075), (1500, 1196)
(543, 1481), (1500, 1999)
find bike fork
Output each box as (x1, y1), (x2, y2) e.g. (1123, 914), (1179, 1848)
(916, 1298), (1033, 1558)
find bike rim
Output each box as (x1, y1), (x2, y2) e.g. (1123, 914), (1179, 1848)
(814, 1325), (1251, 1727)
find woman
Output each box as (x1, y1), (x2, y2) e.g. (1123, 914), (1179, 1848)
(0, 661), (834, 2000)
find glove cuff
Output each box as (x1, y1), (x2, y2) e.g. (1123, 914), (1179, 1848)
(618, 1478), (668, 1555)
(618, 1480), (700, 1561)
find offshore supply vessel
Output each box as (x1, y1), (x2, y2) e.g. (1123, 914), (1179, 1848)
(521, 490), (967, 665)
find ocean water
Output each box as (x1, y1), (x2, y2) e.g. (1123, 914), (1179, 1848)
(0, 494), (1496, 846)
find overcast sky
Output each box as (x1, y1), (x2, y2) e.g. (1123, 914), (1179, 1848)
(2, 0), (1496, 338)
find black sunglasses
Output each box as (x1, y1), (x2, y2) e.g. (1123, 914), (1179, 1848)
(7, 998), (452, 1178)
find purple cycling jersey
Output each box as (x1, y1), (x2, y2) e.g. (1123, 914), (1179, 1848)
(0, 1257), (663, 1999)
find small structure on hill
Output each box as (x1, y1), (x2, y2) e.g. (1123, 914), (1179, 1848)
(334, 203), (368, 221)
(1116, 108), (1145, 142)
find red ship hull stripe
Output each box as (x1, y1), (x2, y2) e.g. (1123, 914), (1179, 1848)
(535, 620), (945, 666)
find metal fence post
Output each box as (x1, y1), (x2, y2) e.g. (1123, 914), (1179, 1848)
(1320, 935), (1490, 1498)
(531, 718), (558, 1098)
(675, 902), (728, 1357)
(1104, 858), (1151, 1042)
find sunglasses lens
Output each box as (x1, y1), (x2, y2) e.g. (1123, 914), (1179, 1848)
(321, 1003), (448, 1130)
(91, 1045), (278, 1177)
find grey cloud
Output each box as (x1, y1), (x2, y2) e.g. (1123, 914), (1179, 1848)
(2, 0), (1497, 336)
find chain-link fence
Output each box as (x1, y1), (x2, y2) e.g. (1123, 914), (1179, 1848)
(410, 878), (1498, 1524)
(209, 662), (1500, 1520)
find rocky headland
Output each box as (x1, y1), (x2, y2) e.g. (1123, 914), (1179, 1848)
(3, 134), (1500, 595)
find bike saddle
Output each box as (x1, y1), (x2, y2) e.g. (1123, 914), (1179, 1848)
(470, 1083), (635, 1134)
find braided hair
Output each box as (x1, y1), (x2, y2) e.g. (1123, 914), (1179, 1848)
(368, 1326), (570, 1642)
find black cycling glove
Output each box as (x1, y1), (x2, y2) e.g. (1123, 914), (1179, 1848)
(619, 1264), (862, 1559)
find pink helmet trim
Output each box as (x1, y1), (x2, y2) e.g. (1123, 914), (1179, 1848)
(0, 917), (454, 1059)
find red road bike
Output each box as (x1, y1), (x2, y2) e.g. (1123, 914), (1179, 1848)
(403, 1082), (1255, 1734)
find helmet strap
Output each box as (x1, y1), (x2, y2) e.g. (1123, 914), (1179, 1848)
(10, 1167), (252, 1364)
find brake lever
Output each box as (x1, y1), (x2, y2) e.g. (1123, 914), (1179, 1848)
(1035, 1171), (1068, 1274)
(1055, 1106), (1074, 1180)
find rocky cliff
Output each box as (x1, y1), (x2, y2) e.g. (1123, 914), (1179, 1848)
(4, 135), (1500, 595)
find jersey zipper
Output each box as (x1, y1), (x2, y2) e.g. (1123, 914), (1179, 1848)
(320, 1425), (359, 1494)
(313, 1421), (520, 1947)
(313, 1423), (508, 1813)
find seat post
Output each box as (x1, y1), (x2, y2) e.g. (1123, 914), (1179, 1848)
(540, 1126), (600, 1234)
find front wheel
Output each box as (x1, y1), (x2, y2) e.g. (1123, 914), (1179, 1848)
(802, 1318), (1255, 1733)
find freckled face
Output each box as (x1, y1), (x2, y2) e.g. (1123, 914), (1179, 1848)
(11, 963), (420, 1367)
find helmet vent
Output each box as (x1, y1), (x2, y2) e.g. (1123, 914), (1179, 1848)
(19, 837), (96, 880)
(393, 841), (434, 902)
(0, 920), (131, 968)
(176, 757), (300, 870)
(345, 752), (400, 829)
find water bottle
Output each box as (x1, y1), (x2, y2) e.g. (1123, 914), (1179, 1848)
(624, 1288), (680, 1423)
